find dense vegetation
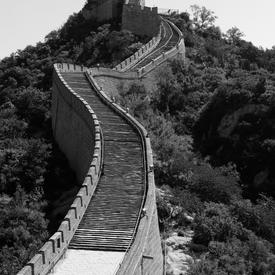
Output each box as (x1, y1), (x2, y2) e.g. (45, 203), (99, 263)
(1, 3), (275, 274)
(0, 9), (146, 274)
(116, 6), (275, 275)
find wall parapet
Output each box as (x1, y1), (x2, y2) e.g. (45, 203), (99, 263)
(92, 66), (139, 79)
(137, 19), (185, 76)
(17, 64), (104, 275)
(112, 18), (185, 78)
(114, 23), (162, 72)
(92, 19), (185, 84)
(122, 3), (160, 37)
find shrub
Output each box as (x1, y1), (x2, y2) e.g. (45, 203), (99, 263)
(118, 83), (150, 118)
(0, 201), (48, 274)
(189, 164), (242, 204)
(192, 203), (246, 246)
(0, 139), (51, 195)
(171, 188), (204, 215)
(156, 193), (171, 222)
(188, 236), (275, 275)
(231, 197), (275, 246)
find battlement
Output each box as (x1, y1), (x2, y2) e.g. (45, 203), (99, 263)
(122, 3), (160, 37)
(125, 0), (145, 7)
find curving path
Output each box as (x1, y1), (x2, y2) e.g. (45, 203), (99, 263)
(59, 72), (145, 251)
(130, 19), (180, 70)
(18, 16), (184, 275)
(53, 18), (182, 269)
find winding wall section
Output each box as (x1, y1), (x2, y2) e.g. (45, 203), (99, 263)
(115, 18), (185, 75)
(18, 17), (185, 275)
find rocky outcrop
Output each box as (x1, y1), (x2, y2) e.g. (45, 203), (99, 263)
(166, 232), (194, 275)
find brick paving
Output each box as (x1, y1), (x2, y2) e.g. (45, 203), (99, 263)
(53, 249), (124, 275)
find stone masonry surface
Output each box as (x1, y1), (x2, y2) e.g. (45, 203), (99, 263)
(83, 0), (159, 37)
(122, 4), (160, 37)
(52, 250), (125, 275)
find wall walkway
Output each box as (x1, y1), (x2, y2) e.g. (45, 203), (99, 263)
(53, 250), (124, 275)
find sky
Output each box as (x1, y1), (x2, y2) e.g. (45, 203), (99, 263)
(0, 0), (86, 59)
(0, 0), (274, 59)
(147, 0), (275, 50)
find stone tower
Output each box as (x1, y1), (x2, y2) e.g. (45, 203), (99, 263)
(82, 0), (160, 37)
(122, 0), (160, 37)
(82, 0), (124, 21)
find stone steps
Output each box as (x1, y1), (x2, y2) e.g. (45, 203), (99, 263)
(60, 72), (144, 252)
(132, 20), (180, 70)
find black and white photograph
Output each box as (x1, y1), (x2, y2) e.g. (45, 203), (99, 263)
(0, 0), (274, 274)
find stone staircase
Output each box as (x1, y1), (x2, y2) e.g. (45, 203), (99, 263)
(58, 19), (181, 252)
(59, 72), (145, 251)
(131, 19), (180, 70)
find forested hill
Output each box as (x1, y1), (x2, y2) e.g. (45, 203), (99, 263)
(0, 3), (275, 275)
(170, 6), (275, 199)
(144, 6), (275, 274)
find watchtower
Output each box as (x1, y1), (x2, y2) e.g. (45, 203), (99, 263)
(82, 0), (160, 37)
(122, 0), (160, 37)
(82, 0), (124, 22)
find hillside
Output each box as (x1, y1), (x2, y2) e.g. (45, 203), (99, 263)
(0, 3), (275, 275)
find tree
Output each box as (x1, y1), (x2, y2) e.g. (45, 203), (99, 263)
(189, 164), (242, 204)
(192, 203), (247, 246)
(225, 27), (244, 44)
(230, 197), (275, 246)
(188, 237), (275, 275)
(190, 5), (217, 30)
(0, 200), (48, 275)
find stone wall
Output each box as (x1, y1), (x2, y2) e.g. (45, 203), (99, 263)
(83, 0), (160, 37)
(137, 20), (185, 76)
(114, 27), (161, 72)
(82, 0), (123, 22)
(52, 71), (94, 184)
(122, 4), (160, 37)
(140, 207), (163, 274)
(17, 64), (103, 275)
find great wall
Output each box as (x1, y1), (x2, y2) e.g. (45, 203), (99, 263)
(18, 1), (185, 274)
